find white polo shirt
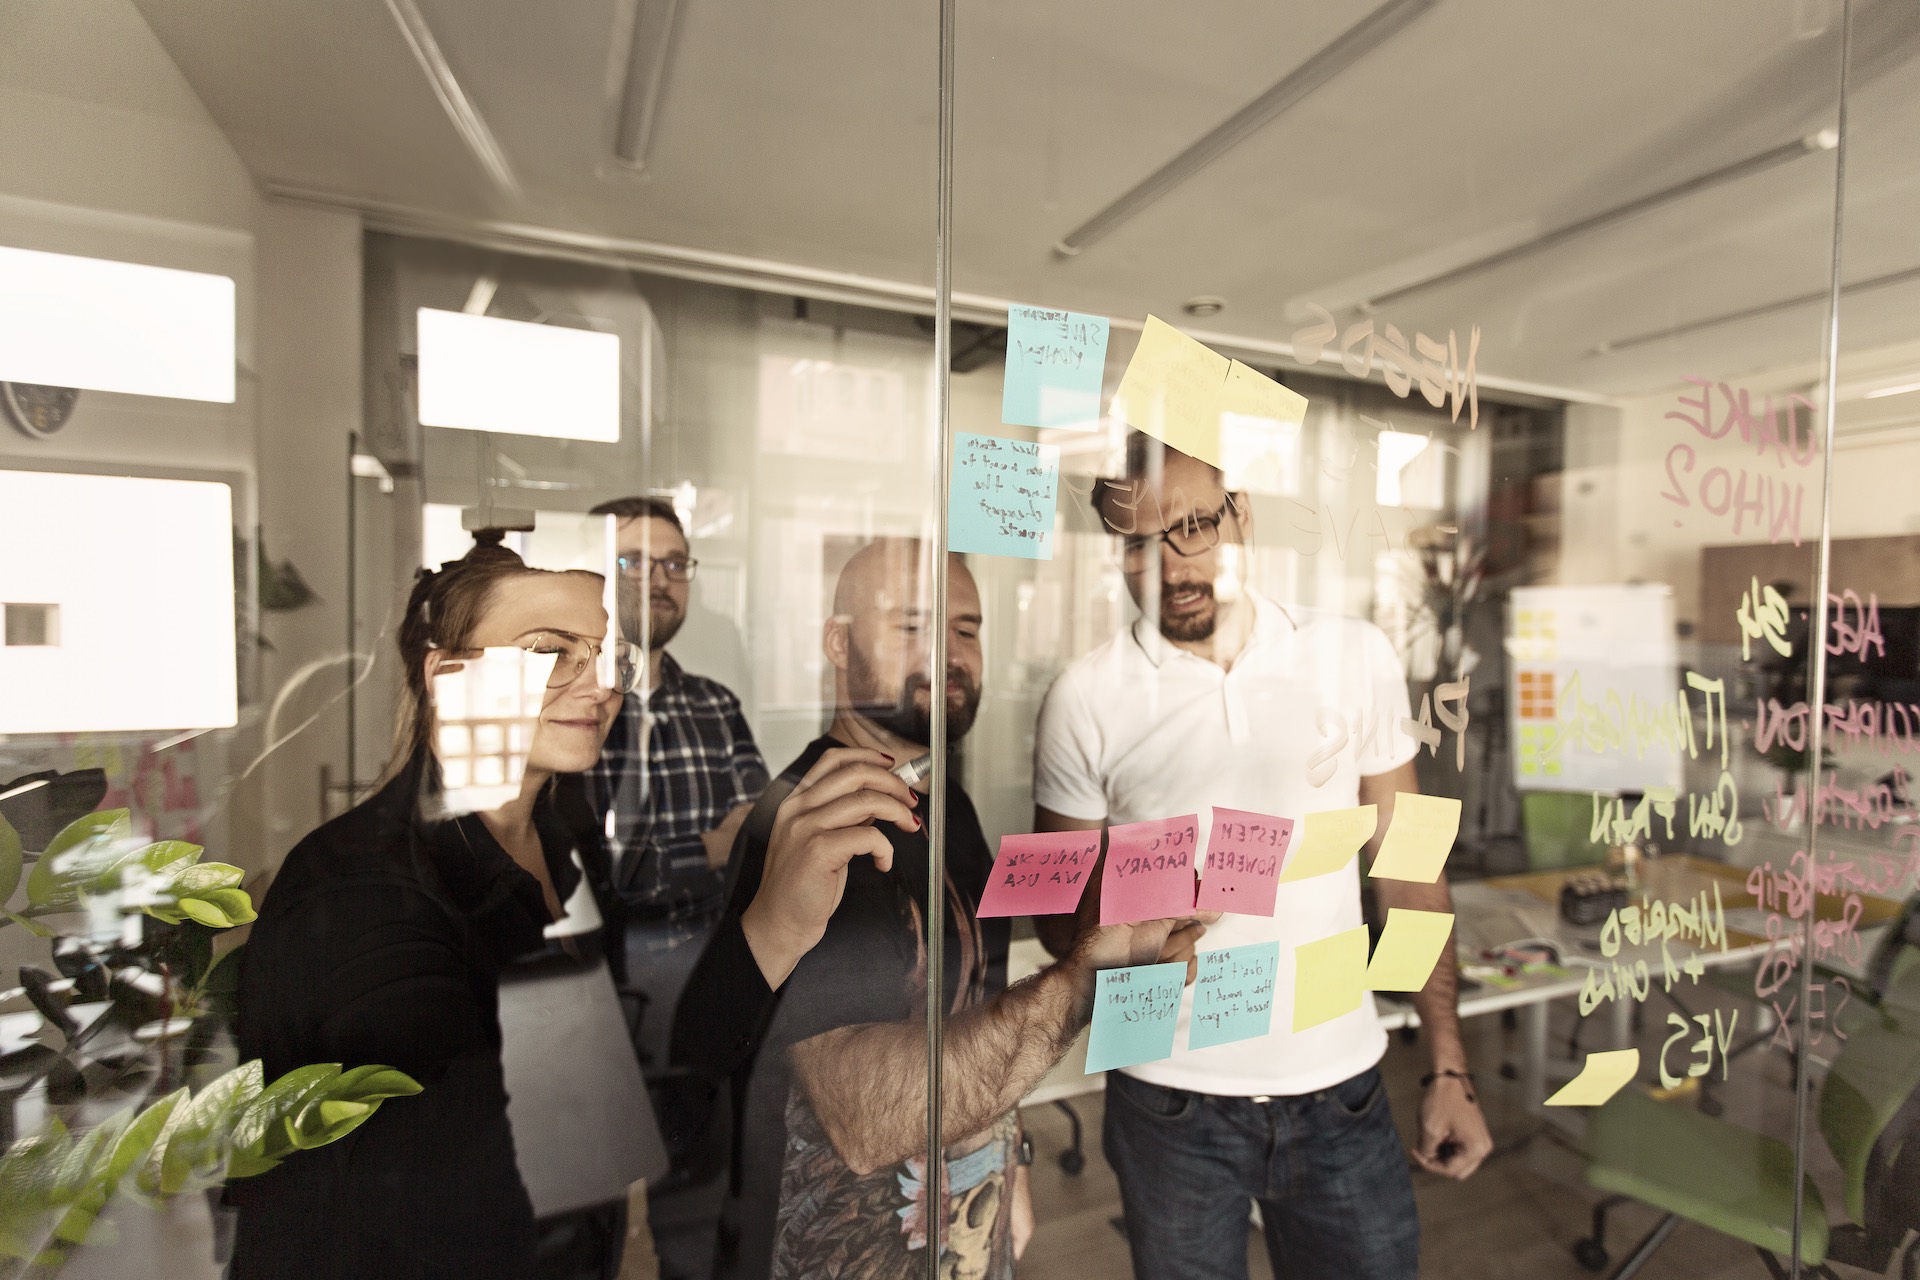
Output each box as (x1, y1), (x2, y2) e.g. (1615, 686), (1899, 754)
(1033, 591), (1418, 1097)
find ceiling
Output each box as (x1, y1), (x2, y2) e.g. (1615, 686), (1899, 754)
(122, 0), (1920, 403)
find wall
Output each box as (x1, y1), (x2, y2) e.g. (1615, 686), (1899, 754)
(0, 0), (363, 896)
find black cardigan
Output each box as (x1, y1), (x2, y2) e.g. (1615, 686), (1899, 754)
(230, 763), (618, 1280)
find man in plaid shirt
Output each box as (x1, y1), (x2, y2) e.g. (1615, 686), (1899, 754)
(587, 496), (770, 1064)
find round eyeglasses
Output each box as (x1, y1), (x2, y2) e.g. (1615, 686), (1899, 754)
(522, 632), (643, 694)
(615, 554), (698, 583)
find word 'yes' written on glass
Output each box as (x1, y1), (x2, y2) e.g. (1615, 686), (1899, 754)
(1577, 884), (1729, 1014)
(1308, 679), (1470, 786)
(1289, 304), (1481, 432)
(1662, 378), (1813, 545)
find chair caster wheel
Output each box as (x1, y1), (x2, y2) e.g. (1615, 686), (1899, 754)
(1059, 1150), (1085, 1176)
(1573, 1238), (1609, 1272)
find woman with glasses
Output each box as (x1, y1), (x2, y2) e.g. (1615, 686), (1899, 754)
(232, 533), (641, 1280)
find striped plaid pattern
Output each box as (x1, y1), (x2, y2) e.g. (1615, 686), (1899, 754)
(588, 652), (769, 919)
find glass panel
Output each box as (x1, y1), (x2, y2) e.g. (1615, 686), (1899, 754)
(1, 3), (949, 1277)
(950, 5), (1854, 1279)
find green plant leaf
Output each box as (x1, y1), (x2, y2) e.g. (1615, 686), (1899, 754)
(46, 1110), (133, 1247)
(221, 1145), (280, 1180)
(327, 1065), (423, 1105)
(25, 810), (131, 907)
(131, 1085), (198, 1199)
(0, 812), (21, 906)
(164, 861), (242, 895)
(133, 840), (203, 876)
(231, 1064), (340, 1163)
(0, 1118), (71, 1259)
(176, 898), (234, 928)
(97, 1090), (186, 1193)
(158, 1060), (262, 1194)
(1, 908), (54, 937)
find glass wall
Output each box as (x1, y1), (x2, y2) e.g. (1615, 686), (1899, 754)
(2, 2), (1917, 1279)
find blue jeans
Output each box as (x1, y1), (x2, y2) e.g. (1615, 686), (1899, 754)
(1102, 1067), (1420, 1280)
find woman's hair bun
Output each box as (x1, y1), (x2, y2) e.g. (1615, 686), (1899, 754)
(458, 527), (528, 569)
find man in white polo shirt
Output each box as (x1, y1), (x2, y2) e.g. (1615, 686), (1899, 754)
(1034, 433), (1492, 1280)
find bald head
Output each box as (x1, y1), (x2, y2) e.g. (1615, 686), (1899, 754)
(826, 538), (984, 745)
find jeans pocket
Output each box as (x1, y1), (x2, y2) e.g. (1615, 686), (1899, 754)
(1112, 1073), (1195, 1122)
(1328, 1068), (1385, 1122)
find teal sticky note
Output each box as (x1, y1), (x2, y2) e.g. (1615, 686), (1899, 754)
(1187, 942), (1279, 1051)
(1003, 306), (1109, 431)
(949, 432), (1059, 560)
(1084, 961), (1187, 1073)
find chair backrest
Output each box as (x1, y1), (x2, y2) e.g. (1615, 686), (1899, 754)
(1819, 901), (1920, 1226)
(1520, 790), (1607, 872)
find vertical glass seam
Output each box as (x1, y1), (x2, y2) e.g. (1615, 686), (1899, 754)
(1790, 1), (1853, 1273)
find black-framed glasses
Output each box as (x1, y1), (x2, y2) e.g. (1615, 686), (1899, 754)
(1116, 496), (1243, 561)
(615, 554), (698, 583)
(522, 632), (643, 694)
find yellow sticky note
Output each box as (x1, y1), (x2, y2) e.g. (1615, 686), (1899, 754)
(1292, 926), (1369, 1032)
(1222, 359), (1308, 427)
(1369, 793), (1461, 883)
(1277, 805), (1378, 882)
(1544, 1049), (1640, 1107)
(1111, 315), (1230, 467)
(1365, 908), (1455, 991)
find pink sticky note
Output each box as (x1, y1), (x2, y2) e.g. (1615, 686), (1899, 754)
(1100, 815), (1200, 925)
(1196, 807), (1294, 917)
(977, 831), (1104, 918)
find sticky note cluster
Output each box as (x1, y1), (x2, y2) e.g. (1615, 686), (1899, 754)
(1003, 306), (1109, 432)
(949, 432), (1060, 561)
(1111, 315), (1308, 469)
(1085, 962), (1187, 1072)
(977, 831), (1102, 918)
(1100, 815), (1200, 925)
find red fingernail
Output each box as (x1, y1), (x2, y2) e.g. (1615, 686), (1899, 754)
(913, 815), (923, 829)
(882, 753), (896, 764)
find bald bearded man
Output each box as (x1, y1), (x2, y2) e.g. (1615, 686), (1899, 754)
(674, 539), (1200, 1280)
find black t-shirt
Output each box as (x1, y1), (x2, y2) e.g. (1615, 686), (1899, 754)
(676, 737), (1010, 1280)
(232, 763), (618, 1280)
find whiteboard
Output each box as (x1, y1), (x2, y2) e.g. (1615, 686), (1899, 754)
(1507, 585), (1684, 794)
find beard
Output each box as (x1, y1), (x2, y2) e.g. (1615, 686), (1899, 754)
(619, 587), (685, 652)
(848, 651), (981, 746)
(1158, 579), (1217, 643)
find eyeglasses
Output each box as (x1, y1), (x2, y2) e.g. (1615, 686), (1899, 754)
(615, 554), (698, 583)
(1118, 497), (1242, 562)
(522, 632), (643, 694)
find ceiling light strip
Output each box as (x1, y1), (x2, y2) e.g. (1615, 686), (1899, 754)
(1593, 263), (1920, 355)
(1052, 0), (1436, 258)
(611, 0), (681, 170)
(383, 0), (523, 199)
(1365, 131), (1838, 310)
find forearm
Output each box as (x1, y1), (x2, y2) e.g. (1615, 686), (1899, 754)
(1377, 875), (1468, 1070)
(789, 957), (1092, 1175)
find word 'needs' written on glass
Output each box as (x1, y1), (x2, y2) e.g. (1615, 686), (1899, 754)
(1290, 304), (1480, 431)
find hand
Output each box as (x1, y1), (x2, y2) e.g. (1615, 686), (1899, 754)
(700, 802), (753, 870)
(740, 748), (919, 989)
(1066, 911), (1221, 979)
(1158, 919), (1210, 985)
(1010, 1158), (1034, 1260)
(1412, 1075), (1493, 1179)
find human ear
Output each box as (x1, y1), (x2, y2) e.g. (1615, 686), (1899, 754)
(823, 616), (852, 673)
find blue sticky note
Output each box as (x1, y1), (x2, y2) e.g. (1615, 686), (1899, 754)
(1003, 306), (1109, 431)
(949, 432), (1059, 560)
(1187, 943), (1280, 1051)
(1084, 961), (1187, 1073)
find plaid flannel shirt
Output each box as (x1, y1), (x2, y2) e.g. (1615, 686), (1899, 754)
(588, 653), (769, 921)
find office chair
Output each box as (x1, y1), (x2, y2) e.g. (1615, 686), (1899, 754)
(1572, 897), (1920, 1280)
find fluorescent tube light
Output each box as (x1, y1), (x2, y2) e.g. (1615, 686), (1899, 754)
(1864, 380), (1920, 400)
(0, 246), (235, 402)
(416, 308), (621, 442)
(611, 0), (682, 171)
(1054, 0), (1436, 257)
(0, 470), (237, 734)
